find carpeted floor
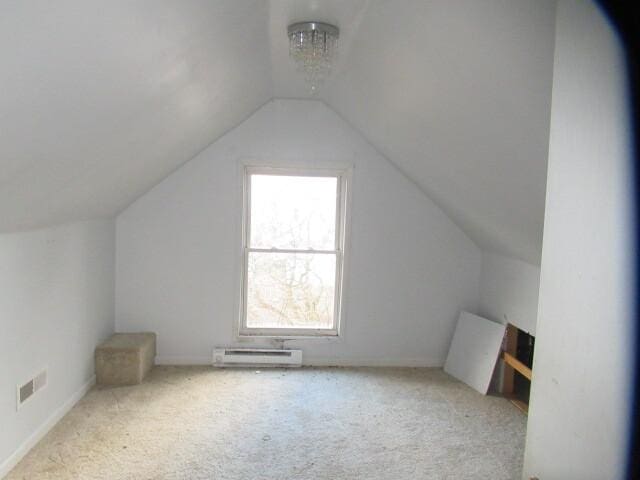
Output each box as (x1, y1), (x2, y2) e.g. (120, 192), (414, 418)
(7, 367), (526, 479)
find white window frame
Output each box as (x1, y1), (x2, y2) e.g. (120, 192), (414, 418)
(239, 165), (349, 337)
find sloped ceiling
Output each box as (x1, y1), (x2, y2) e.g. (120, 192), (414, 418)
(0, 0), (272, 232)
(0, 0), (556, 264)
(322, 1), (556, 264)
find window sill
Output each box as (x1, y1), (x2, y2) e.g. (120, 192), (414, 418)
(238, 330), (340, 340)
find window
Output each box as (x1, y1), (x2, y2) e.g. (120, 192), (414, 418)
(240, 166), (349, 336)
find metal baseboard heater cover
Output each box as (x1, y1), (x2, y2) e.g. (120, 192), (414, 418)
(213, 348), (302, 367)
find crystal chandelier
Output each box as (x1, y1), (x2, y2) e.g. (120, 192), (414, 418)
(288, 22), (339, 93)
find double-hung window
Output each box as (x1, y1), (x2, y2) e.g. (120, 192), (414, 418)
(240, 166), (348, 336)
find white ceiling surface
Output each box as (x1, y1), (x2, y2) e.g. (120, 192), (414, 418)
(322, 1), (556, 264)
(0, 0), (272, 232)
(0, 1), (556, 264)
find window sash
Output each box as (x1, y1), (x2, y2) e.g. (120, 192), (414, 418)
(240, 166), (347, 337)
(242, 250), (341, 335)
(247, 247), (338, 254)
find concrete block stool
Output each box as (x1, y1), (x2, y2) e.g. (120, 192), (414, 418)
(95, 333), (156, 386)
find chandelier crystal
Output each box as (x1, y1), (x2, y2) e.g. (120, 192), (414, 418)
(288, 22), (339, 93)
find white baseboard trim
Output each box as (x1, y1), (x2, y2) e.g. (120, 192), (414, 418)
(154, 355), (443, 368)
(155, 355), (212, 366)
(302, 356), (445, 367)
(0, 375), (96, 479)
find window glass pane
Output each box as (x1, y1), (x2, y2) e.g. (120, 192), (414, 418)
(250, 174), (337, 250)
(246, 252), (336, 329)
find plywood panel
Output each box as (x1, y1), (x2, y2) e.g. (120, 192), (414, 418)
(444, 311), (506, 394)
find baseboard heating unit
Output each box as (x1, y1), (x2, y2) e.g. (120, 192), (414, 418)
(213, 348), (302, 367)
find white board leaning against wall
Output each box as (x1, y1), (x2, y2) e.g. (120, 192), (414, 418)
(444, 311), (506, 394)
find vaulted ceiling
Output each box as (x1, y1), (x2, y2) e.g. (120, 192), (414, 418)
(0, 0), (556, 264)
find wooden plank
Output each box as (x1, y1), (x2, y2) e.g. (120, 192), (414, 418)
(502, 351), (532, 381)
(444, 312), (506, 394)
(502, 323), (518, 394)
(506, 396), (529, 415)
(512, 399), (529, 414)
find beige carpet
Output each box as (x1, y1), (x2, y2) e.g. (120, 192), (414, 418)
(7, 367), (526, 479)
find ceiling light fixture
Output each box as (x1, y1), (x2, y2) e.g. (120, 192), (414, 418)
(288, 21), (339, 93)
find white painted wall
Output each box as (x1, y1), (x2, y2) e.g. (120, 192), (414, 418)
(479, 252), (540, 336)
(0, 220), (115, 475)
(523, 1), (634, 478)
(116, 99), (482, 366)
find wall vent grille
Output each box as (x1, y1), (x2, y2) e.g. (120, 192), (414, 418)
(17, 369), (47, 409)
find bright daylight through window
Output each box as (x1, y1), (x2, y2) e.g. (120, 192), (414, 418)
(241, 167), (348, 336)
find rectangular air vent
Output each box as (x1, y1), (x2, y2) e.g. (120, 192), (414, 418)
(17, 369), (47, 410)
(225, 349), (292, 356)
(18, 382), (34, 405)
